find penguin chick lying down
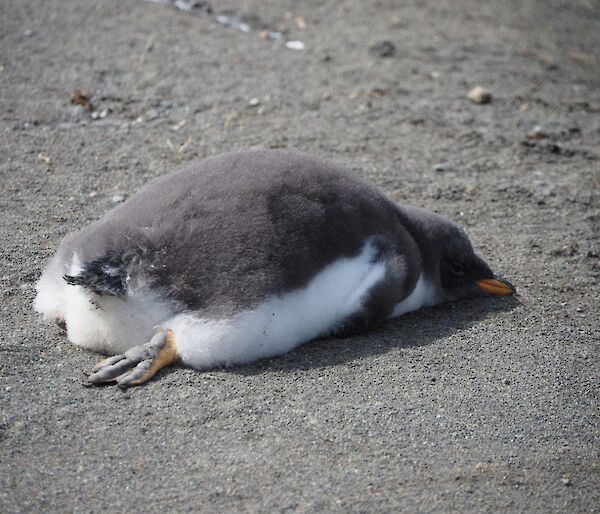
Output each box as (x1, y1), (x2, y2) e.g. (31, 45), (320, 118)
(34, 150), (515, 388)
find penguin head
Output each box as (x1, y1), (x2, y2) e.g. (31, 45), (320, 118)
(399, 205), (516, 301)
(435, 221), (516, 302)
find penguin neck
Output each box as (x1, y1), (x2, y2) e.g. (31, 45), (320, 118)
(394, 204), (442, 281)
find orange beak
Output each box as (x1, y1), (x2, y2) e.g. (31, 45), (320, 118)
(475, 276), (516, 296)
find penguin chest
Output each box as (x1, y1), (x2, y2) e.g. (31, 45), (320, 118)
(390, 275), (438, 318)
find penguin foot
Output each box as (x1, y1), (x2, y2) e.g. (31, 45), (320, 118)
(87, 329), (179, 388)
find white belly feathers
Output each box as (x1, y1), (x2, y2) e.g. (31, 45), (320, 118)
(35, 238), (440, 367)
(168, 239), (387, 368)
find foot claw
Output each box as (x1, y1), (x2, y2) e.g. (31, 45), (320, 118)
(115, 360), (154, 388)
(90, 354), (126, 374)
(88, 355), (143, 384)
(86, 329), (179, 388)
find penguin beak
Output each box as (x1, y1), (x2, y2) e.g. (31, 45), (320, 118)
(475, 275), (516, 296)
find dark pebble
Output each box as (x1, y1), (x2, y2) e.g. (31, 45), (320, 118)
(369, 41), (396, 58)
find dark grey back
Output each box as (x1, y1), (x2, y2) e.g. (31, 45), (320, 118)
(60, 150), (423, 315)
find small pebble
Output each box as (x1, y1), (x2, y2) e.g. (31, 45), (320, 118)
(91, 109), (108, 120)
(561, 477), (572, 486)
(433, 163), (447, 172)
(111, 194), (126, 203)
(248, 97), (260, 107)
(170, 120), (186, 131)
(546, 142), (562, 155)
(173, 0), (197, 12)
(467, 86), (492, 104)
(286, 41), (306, 51)
(369, 41), (396, 58)
(38, 154), (51, 165)
(528, 126), (550, 140)
(258, 30), (282, 41)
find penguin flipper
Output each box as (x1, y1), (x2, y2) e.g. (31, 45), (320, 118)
(337, 253), (411, 336)
(336, 279), (397, 336)
(64, 254), (129, 296)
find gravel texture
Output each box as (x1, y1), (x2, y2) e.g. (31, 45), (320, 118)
(1, 1), (599, 512)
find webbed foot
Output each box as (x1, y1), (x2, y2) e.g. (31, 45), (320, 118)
(87, 329), (179, 388)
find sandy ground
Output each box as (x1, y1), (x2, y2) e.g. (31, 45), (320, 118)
(1, 0), (599, 512)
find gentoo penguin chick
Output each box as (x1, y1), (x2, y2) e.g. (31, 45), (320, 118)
(34, 150), (515, 387)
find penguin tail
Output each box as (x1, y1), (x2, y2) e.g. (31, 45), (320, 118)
(64, 254), (129, 297)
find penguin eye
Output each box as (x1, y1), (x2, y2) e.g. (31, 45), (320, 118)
(450, 262), (464, 274)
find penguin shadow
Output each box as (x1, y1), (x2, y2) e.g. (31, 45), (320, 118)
(228, 296), (521, 376)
